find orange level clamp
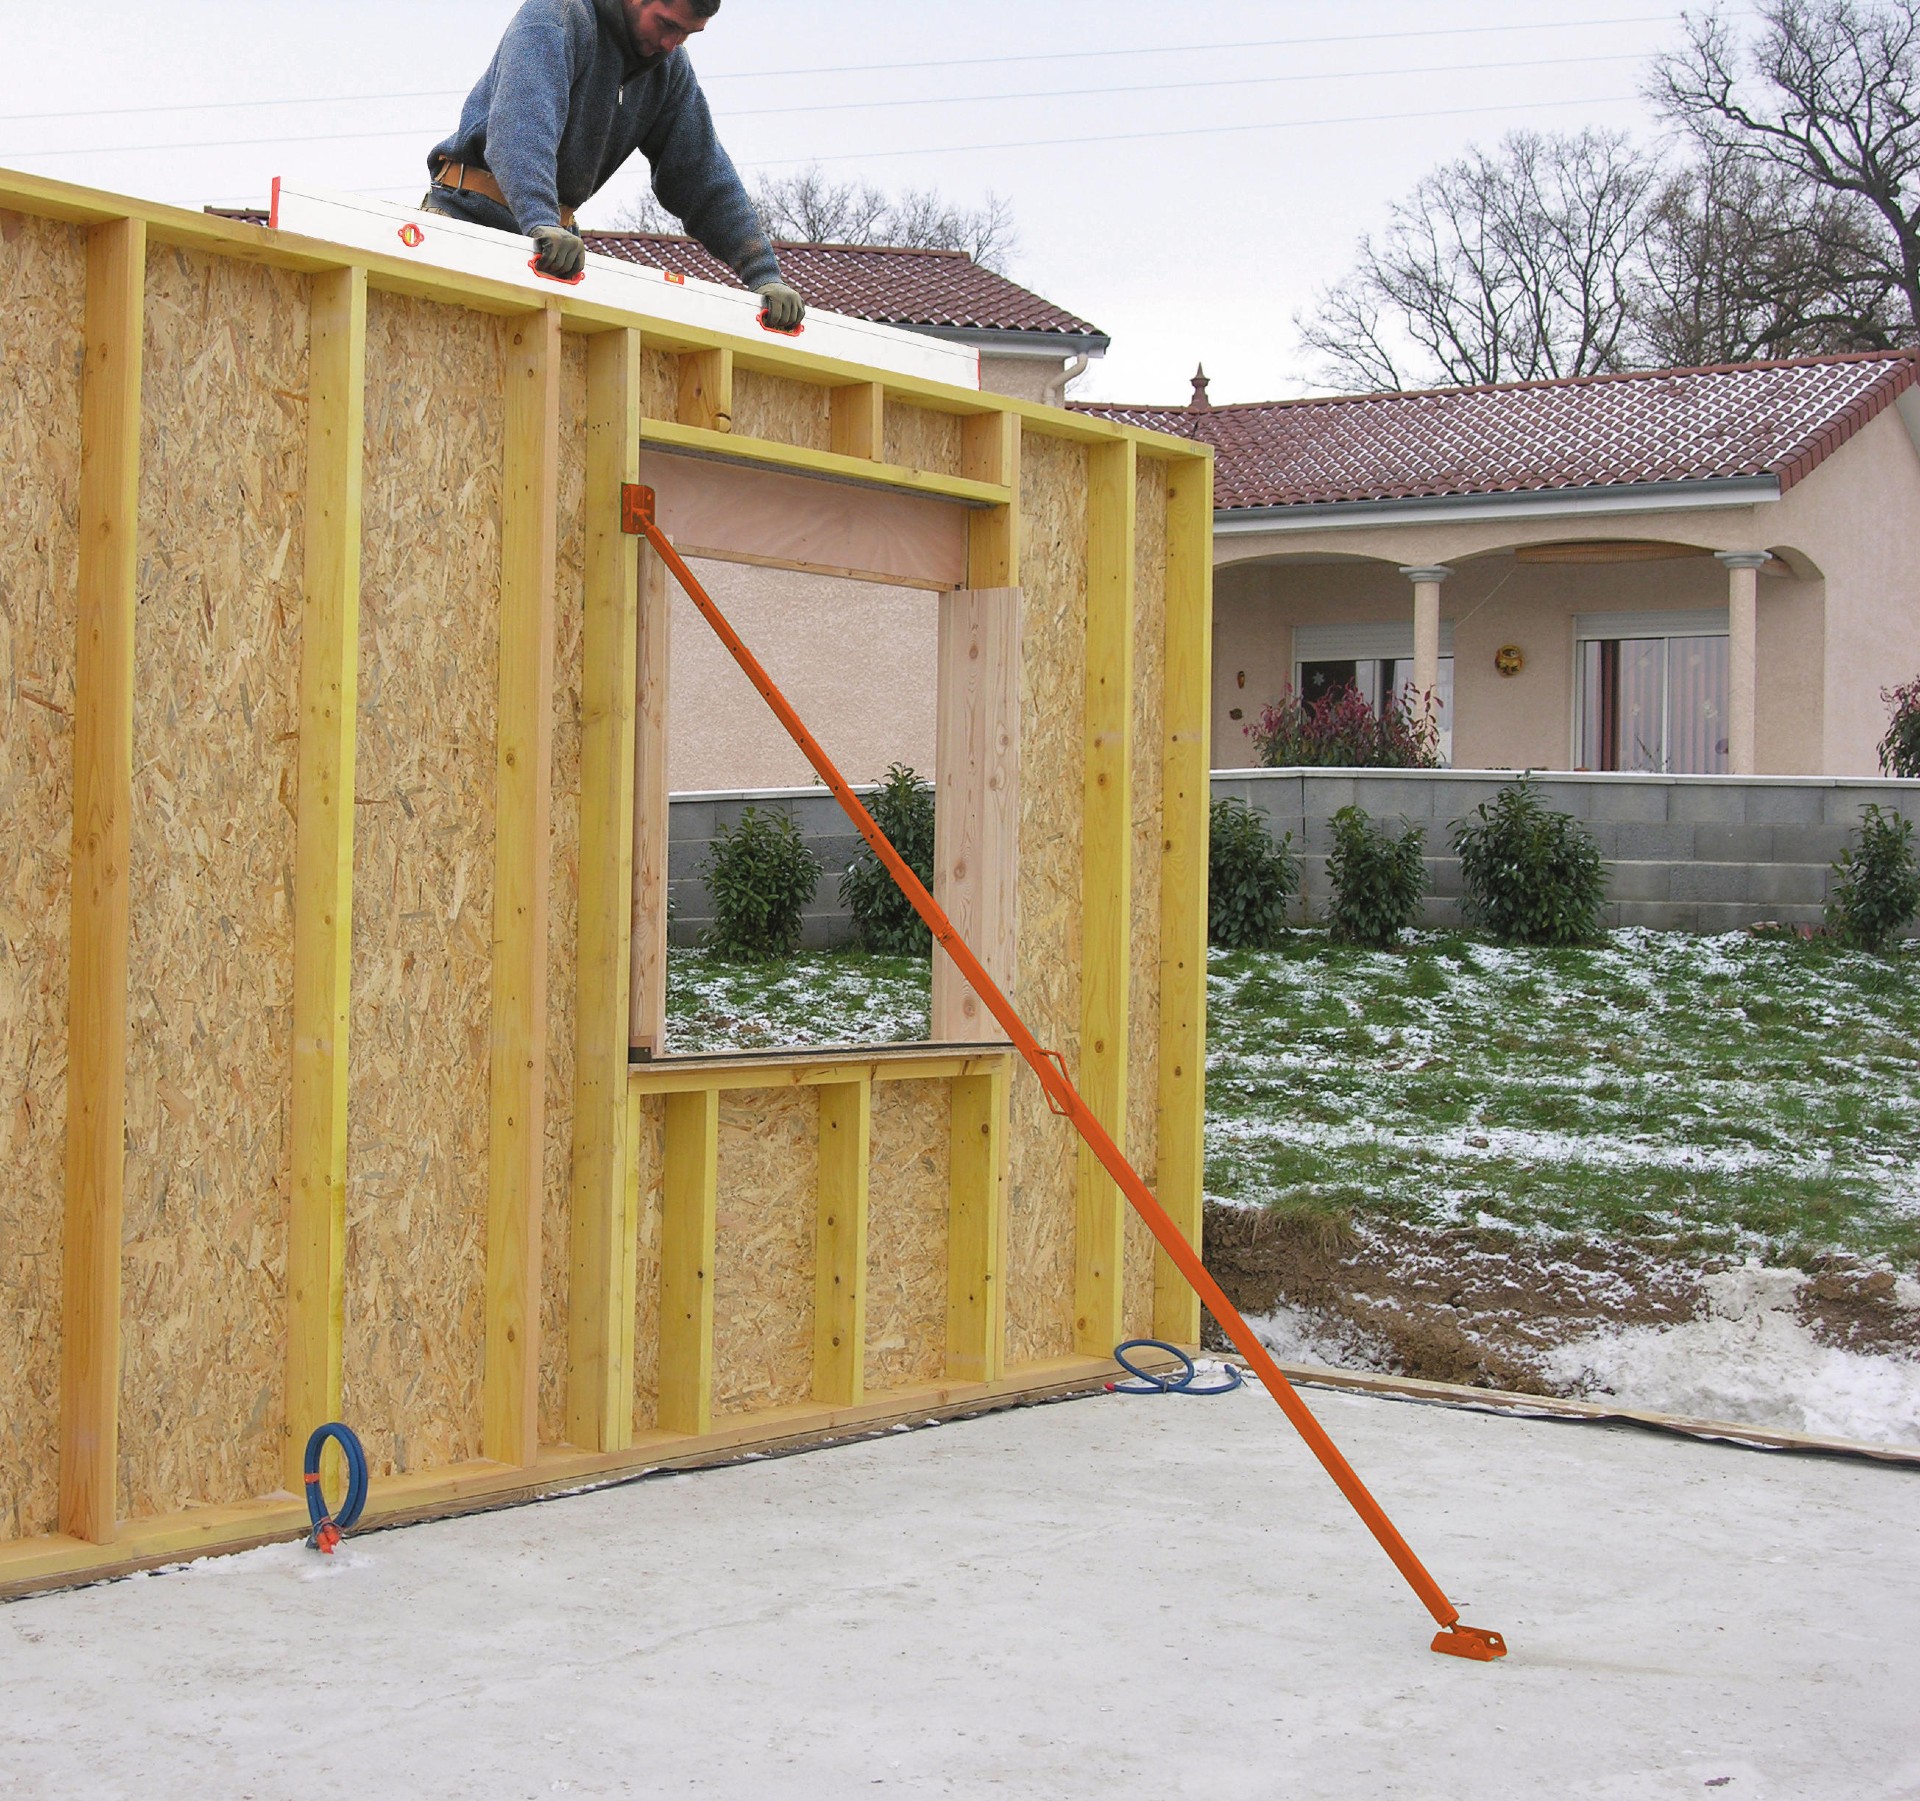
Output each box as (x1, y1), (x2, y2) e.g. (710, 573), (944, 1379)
(622, 484), (1506, 1665)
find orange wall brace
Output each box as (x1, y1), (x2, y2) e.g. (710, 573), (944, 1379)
(623, 485), (1506, 1664)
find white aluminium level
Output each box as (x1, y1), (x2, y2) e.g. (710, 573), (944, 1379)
(268, 182), (982, 391)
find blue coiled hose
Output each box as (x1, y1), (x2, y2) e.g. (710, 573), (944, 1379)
(303, 1422), (369, 1551)
(1107, 1338), (1245, 1396)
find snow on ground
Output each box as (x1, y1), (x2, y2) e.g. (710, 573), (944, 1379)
(1248, 1266), (1920, 1450)
(5, 1390), (1917, 1799)
(1543, 1268), (1920, 1447)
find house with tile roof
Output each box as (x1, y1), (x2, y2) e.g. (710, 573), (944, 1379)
(1085, 351), (1920, 779)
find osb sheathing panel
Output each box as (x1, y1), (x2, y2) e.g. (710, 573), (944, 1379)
(1005, 433), (1087, 1367)
(639, 349), (679, 423)
(1125, 460), (1169, 1341)
(117, 247), (307, 1521)
(630, 1094), (664, 1436)
(343, 294), (503, 1478)
(713, 1089), (817, 1416)
(732, 369), (830, 452)
(884, 402), (964, 477)
(538, 337), (588, 1447)
(864, 1081), (949, 1393)
(0, 212), (84, 1543)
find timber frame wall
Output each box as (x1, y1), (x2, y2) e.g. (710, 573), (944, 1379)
(0, 169), (1213, 1594)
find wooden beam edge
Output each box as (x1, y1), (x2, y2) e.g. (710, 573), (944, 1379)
(0, 1353), (1188, 1601)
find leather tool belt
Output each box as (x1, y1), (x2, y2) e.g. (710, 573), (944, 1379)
(431, 160), (577, 231)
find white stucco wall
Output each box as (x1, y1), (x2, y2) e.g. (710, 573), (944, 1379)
(669, 560), (937, 792)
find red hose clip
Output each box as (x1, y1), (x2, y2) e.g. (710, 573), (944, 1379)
(303, 1470), (342, 1555)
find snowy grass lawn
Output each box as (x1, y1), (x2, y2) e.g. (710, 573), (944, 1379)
(666, 930), (1920, 1271)
(1206, 929), (1920, 1270)
(666, 947), (930, 1053)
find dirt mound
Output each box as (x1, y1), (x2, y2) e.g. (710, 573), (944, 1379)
(1200, 1203), (1920, 1393)
(1200, 1203), (1698, 1392)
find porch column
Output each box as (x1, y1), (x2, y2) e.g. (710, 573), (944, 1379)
(1717, 552), (1768, 776)
(1398, 565), (1451, 732)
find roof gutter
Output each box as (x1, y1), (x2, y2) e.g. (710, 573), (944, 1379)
(1213, 473), (1782, 534)
(902, 323), (1112, 360)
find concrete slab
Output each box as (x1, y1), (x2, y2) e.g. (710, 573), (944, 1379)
(2, 1389), (1914, 1799)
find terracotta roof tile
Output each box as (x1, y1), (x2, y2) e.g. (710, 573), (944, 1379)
(1080, 351), (1920, 510)
(583, 231), (1107, 343)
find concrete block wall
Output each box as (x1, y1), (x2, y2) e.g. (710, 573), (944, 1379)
(667, 771), (1920, 946)
(1210, 769), (1920, 934)
(668, 786), (875, 949)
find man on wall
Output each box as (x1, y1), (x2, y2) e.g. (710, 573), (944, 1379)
(425, 0), (805, 328)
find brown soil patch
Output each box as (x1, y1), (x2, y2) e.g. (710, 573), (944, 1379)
(1798, 1258), (1920, 1361)
(1199, 1202), (1918, 1394)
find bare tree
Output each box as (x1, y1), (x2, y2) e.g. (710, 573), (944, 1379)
(1635, 147), (1905, 364)
(1297, 129), (1661, 391)
(610, 166), (1018, 273)
(1651, 0), (1920, 337)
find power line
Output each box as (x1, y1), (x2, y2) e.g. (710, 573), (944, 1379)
(0, 48), (1658, 162)
(742, 93), (1649, 170)
(708, 13), (1687, 81)
(726, 52), (1650, 123)
(0, 90), (461, 128)
(0, 12), (1686, 127)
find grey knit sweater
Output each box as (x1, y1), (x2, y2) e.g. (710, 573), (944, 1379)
(428, 0), (779, 289)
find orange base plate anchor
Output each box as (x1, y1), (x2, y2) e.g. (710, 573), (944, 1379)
(1432, 1626), (1508, 1663)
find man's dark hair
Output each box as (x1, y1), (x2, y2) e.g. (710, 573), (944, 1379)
(689, 0), (722, 14)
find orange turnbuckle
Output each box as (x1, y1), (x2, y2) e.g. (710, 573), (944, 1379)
(623, 485), (1506, 1662)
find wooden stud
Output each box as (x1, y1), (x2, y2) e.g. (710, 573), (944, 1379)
(566, 328), (644, 1452)
(677, 347), (733, 434)
(657, 1088), (720, 1436)
(813, 1078), (872, 1407)
(628, 545), (672, 1059)
(932, 588), (1022, 1042)
(1154, 454), (1214, 1346)
(483, 303), (563, 1468)
(1074, 439), (1138, 1358)
(830, 381), (885, 461)
(964, 410), (1021, 588)
(59, 215), (146, 1545)
(285, 265), (367, 1489)
(946, 1066), (1008, 1384)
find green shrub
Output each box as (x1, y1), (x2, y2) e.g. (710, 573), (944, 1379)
(1880, 678), (1920, 779)
(1326, 806), (1427, 947)
(840, 764), (936, 955)
(1827, 804), (1920, 953)
(701, 805), (822, 961)
(1452, 781), (1608, 946)
(1208, 798), (1299, 948)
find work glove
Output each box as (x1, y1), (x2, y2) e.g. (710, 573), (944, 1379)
(531, 225), (587, 281)
(756, 281), (806, 332)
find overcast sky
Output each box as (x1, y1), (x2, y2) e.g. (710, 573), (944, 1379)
(0, 1), (1746, 402)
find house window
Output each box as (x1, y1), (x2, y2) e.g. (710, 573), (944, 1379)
(1294, 624), (1455, 765)
(1574, 609), (1729, 774)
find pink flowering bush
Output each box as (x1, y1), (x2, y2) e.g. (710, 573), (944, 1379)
(1247, 684), (1442, 770)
